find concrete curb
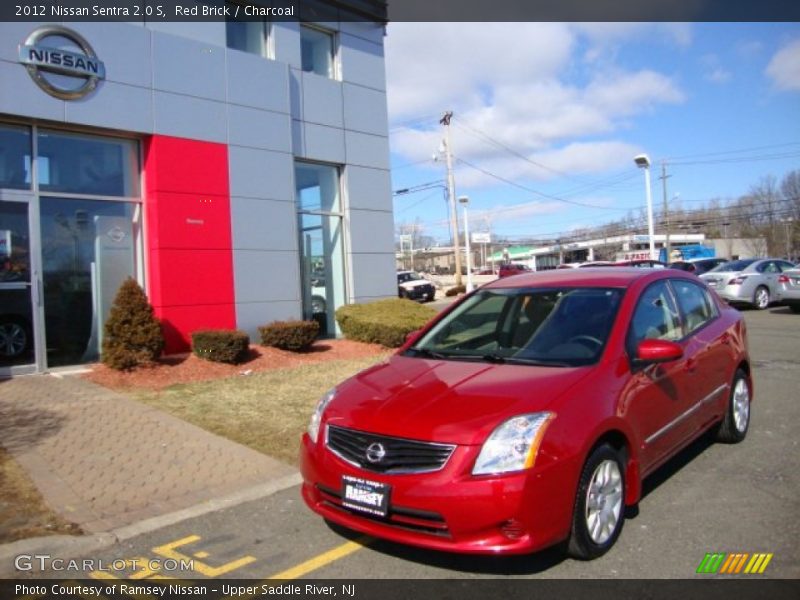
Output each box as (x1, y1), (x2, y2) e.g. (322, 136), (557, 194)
(0, 471), (301, 577)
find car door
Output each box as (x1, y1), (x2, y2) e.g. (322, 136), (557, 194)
(622, 280), (700, 473)
(757, 260), (782, 300)
(669, 278), (732, 430)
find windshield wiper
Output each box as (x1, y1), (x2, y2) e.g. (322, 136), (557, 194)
(504, 357), (573, 367)
(407, 347), (448, 359)
(477, 353), (573, 367)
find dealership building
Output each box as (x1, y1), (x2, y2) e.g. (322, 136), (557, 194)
(0, 2), (395, 376)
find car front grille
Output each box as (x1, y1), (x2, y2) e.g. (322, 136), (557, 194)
(326, 425), (455, 474)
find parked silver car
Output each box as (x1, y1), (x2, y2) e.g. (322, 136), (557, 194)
(700, 258), (796, 309)
(776, 267), (800, 313)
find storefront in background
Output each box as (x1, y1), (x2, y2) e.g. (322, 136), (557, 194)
(0, 5), (395, 376)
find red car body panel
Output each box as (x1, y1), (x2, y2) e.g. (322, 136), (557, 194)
(300, 269), (751, 555)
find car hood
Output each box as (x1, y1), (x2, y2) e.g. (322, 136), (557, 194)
(399, 280), (431, 289)
(324, 355), (593, 445)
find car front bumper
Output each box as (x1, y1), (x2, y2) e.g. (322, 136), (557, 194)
(402, 285), (435, 300)
(300, 432), (578, 555)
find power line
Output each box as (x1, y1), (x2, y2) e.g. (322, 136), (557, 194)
(665, 141), (800, 161)
(669, 150), (800, 167)
(455, 157), (632, 210)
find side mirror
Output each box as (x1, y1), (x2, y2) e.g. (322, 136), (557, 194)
(635, 339), (683, 364)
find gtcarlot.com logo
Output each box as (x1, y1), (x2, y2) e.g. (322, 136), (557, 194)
(696, 552), (774, 575)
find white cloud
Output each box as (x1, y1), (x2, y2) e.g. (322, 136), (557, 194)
(386, 24), (686, 191)
(701, 54), (732, 84)
(385, 23), (575, 120)
(766, 38), (800, 92)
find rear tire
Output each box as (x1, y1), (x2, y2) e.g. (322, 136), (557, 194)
(567, 444), (626, 560)
(714, 369), (750, 444)
(753, 286), (770, 310)
(789, 304), (800, 314)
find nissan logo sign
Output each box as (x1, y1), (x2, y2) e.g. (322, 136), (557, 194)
(19, 25), (105, 100)
(365, 442), (386, 464)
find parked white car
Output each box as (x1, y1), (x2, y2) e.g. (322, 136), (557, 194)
(397, 271), (436, 302)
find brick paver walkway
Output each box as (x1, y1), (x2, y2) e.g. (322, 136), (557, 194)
(0, 376), (295, 533)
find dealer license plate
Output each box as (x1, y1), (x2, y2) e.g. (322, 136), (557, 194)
(341, 475), (390, 517)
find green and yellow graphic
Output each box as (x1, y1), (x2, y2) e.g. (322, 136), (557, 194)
(696, 552), (773, 574)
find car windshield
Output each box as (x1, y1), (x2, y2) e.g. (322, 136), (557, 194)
(407, 287), (625, 367)
(398, 272), (422, 283)
(709, 259), (757, 273)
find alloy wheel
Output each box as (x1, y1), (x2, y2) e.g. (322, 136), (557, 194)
(732, 377), (750, 433)
(0, 322), (27, 358)
(754, 287), (769, 309)
(584, 459), (623, 545)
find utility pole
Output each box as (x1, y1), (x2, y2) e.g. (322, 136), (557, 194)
(441, 111), (462, 287)
(659, 161), (671, 261)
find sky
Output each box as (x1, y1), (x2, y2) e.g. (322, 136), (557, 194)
(385, 23), (800, 245)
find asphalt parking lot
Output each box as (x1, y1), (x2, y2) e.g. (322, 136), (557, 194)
(19, 306), (800, 581)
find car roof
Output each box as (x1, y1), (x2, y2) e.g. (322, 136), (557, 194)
(483, 267), (667, 289)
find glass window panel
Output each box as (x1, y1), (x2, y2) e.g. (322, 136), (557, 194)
(0, 201), (35, 366)
(226, 7), (266, 55)
(295, 162), (341, 213)
(628, 281), (682, 351)
(295, 162), (344, 337)
(0, 124), (32, 190)
(301, 25), (334, 78)
(672, 279), (715, 334)
(36, 130), (139, 197)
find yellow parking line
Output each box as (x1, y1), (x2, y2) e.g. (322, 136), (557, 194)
(267, 537), (371, 580)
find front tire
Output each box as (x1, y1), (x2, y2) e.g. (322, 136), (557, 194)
(567, 444), (626, 560)
(753, 286), (770, 310)
(714, 369), (750, 443)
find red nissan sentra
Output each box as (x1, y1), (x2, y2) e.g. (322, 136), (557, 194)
(300, 269), (752, 559)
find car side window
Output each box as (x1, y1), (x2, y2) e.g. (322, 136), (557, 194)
(777, 261), (795, 272)
(671, 279), (717, 335)
(627, 281), (682, 354)
(763, 262), (780, 274)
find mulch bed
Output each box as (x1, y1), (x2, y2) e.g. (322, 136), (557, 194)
(82, 339), (389, 391)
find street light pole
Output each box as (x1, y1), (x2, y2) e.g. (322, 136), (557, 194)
(459, 195), (473, 292)
(660, 161), (671, 261)
(441, 111), (463, 286)
(634, 154), (656, 260)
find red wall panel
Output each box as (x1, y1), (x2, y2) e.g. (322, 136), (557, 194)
(143, 135), (236, 353)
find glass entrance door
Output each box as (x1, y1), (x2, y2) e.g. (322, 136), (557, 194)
(39, 197), (137, 367)
(0, 197), (36, 373)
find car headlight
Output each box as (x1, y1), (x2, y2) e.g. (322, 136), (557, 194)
(308, 389), (336, 444)
(472, 412), (554, 475)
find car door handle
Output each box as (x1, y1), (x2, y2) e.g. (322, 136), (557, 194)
(685, 357), (697, 373)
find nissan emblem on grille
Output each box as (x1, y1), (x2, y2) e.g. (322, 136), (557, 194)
(365, 442), (386, 463)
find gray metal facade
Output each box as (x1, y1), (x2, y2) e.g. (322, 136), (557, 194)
(0, 18), (396, 339)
